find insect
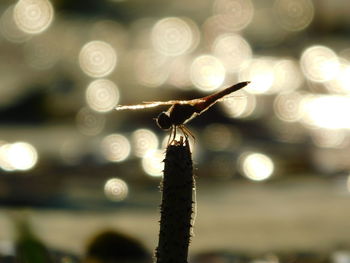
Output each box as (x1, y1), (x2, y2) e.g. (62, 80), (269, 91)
(115, 81), (250, 144)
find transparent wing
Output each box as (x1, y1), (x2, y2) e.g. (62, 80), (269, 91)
(115, 99), (206, 111)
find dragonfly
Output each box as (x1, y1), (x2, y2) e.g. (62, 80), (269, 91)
(115, 81), (250, 144)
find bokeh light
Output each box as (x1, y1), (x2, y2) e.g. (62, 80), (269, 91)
(167, 56), (192, 89)
(104, 178), (129, 201)
(0, 142), (38, 171)
(0, 143), (15, 171)
(190, 55), (226, 91)
(220, 90), (256, 119)
(134, 49), (170, 88)
(0, 5), (31, 43)
(79, 40), (117, 78)
(142, 149), (164, 177)
(13, 0), (54, 34)
(212, 34), (252, 73)
(239, 58), (275, 94)
(300, 45), (340, 82)
(131, 129), (159, 158)
(300, 95), (350, 129)
(325, 60), (350, 94)
(310, 128), (347, 149)
(86, 79), (120, 113)
(239, 152), (274, 181)
(212, 0), (254, 32)
(273, 59), (304, 92)
(100, 134), (130, 162)
(274, 91), (303, 122)
(76, 107), (106, 136)
(273, 0), (314, 32)
(151, 17), (199, 56)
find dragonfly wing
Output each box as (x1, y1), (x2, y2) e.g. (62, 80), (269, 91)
(115, 102), (164, 110)
(143, 99), (206, 105)
(115, 98), (207, 111)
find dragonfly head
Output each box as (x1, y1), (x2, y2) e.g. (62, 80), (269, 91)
(156, 111), (171, 130)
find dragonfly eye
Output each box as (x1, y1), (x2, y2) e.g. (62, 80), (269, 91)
(156, 112), (171, 130)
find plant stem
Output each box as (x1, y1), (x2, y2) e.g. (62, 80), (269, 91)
(155, 140), (194, 263)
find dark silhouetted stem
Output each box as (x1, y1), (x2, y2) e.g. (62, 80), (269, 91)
(155, 140), (194, 263)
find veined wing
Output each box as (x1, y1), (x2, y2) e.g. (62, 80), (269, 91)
(115, 98), (206, 111)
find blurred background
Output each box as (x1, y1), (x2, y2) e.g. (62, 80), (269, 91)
(1, 0), (350, 262)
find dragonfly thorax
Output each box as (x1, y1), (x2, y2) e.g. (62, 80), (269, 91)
(156, 111), (172, 130)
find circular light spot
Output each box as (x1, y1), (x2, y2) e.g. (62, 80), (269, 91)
(190, 55), (226, 91)
(274, 92), (303, 122)
(142, 149), (164, 177)
(310, 128), (347, 149)
(213, 0), (254, 31)
(0, 143), (15, 171)
(86, 79), (119, 113)
(239, 152), (274, 181)
(0, 5), (31, 43)
(273, 0), (314, 32)
(1, 142), (38, 171)
(134, 49), (169, 88)
(300, 95), (350, 129)
(131, 129), (159, 158)
(14, 0), (54, 34)
(76, 107), (106, 136)
(79, 40), (117, 78)
(220, 90), (256, 118)
(325, 60), (350, 94)
(300, 45), (340, 82)
(239, 58), (275, 94)
(212, 34), (252, 73)
(104, 178), (128, 201)
(167, 56), (192, 89)
(273, 59), (304, 92)
(152, 17), (199, 56)
(101, 134), (130, 162)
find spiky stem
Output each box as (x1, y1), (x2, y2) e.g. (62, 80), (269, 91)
(155, 140), (194, 263)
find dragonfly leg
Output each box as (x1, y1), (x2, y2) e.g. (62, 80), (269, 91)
(167, 125), (177, 146)
(179, 125), (195, 143)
